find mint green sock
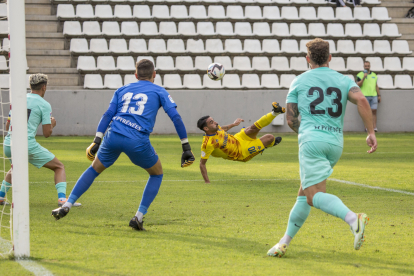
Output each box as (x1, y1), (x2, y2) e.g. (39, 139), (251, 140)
(285, 196), (311, 239)
(55, 182), (67, 199)
(0, 180), (11, 198)
(312, 192), (351, 220)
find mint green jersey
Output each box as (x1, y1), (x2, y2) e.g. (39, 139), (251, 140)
(5, 93), (52, 147)
(286, 67), (358, 148)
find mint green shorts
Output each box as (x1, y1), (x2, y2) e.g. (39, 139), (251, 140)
(4, 142), (55, 169)
(299, 141), (343, 189)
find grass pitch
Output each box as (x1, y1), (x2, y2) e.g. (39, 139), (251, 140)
(1, 133), (413, 275)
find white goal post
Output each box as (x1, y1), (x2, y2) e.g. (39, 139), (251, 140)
(8, 0), (30, 258)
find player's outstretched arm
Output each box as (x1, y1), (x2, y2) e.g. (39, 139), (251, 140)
(221, 118), (244, 132)
(286, 103), (300, 133)
(348, 86), (378, 153)
(199, 159), (210, 184)
(166, 107), (195, 167)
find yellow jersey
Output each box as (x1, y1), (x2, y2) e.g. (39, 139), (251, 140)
(201, 126), (243, 161)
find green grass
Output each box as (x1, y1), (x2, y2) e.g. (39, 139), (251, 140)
(1, 133), (414, 275)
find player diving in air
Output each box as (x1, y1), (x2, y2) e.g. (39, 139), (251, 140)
(51, 59), (195, 230)
(197, 102), (285, 183)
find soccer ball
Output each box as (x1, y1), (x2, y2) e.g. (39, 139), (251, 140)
(207, 63), (225, 81)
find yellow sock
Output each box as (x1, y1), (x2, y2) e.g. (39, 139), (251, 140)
(254, 112), (276, 129)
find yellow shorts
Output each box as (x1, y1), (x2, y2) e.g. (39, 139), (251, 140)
(234, 129), (265, 162)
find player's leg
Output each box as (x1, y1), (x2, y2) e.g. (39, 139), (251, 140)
(260, 134), (282, 148)
(43, 157), (69, 204)
(244, 102), (285, 139)
(0, 145), (12, 204)
(372, 109), (377, 130)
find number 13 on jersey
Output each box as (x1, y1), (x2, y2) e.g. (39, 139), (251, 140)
(121, 92), (148, 115)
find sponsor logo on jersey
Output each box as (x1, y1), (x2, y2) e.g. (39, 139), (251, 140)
(220, 133), (228, 149)
(112, 116), (142, 131)
(168, 95), (175, 103)
(201, 151), (206, 157)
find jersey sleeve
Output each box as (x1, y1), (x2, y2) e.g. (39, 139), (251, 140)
(159, 88), (178, 113)
(41, 102), (52, 125)
(201, 137), (215, 160)
(109, 89), (119, 106)
(347, 77), (359, 91)
(286, 77), (299, 104)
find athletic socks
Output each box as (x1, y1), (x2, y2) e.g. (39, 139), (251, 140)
(135, 211), (144, 223)
(65, 166), (100, 208)
(254, 112), (276, 129)
(281, 196), (311, 246)
(137, 174), (163, 218)
(55, 182), (67, 200)
(0, 180), (11, 198)
(345, 211), (358, 227)
(312, 192), (351, 221)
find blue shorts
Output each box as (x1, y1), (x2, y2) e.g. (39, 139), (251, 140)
(365, 96), (378, 110)
(299, 141), (343, 189)
(97, 129), (158, 169)
(4, 141), (55, 169)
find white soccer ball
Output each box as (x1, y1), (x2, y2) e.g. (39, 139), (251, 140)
(207, 63), (225, 81)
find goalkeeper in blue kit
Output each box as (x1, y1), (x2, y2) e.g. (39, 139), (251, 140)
(52, 59), (195, 230)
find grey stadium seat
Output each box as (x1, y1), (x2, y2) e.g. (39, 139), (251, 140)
(84, 74), (104, 89)
(290, 57), (308, 71)
(381, 24), (401, 37)
(242, 74), (261, 89)
(137, 56), (155, 65)
(124, 74), (137, 85)
(83, 21), (101, 36)
(402, 57), (414, 71)
(154, 75), (162, 86)
(299, 39), (311, 53)
(374, 40), (392, 54)
(235, 22), (252, 36)
(372, 7), (391, 20)
(354, 7), (371, 20)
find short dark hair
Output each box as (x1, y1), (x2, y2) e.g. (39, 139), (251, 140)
(30, 82), (47, 91)
(197, 115), (210, 131)
(136, 59), (155, 80)
(364, 60), (371, 64)
(306, 38), (330, 66)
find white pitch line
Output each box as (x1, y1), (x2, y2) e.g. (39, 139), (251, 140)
(329, 178), (414, 196)
(17, 260), (54, 276)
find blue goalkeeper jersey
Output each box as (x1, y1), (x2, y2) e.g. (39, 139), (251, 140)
(109, 80), (177, 138)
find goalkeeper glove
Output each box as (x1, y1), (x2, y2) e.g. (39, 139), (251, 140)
(181, 142), (195, 168)
(86, 136), (102, 161)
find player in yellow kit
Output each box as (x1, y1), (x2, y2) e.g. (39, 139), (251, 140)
(197, 102), (285, 183)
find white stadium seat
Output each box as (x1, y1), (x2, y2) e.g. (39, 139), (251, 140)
(263, 40), (281, 53)
(195, 56), (213, 70)
(197, 22), (215, 35)
(0, 21), (7, 35)
(154, 75), (162, 86)
(252, 57), (271, 71)
(355, 40), (374, 54)
(280, 74), (296, 88)
(318, 7), (335, 20)
(290, 23), (307, 37)
(392, 40), (412, 54)
(0, 3), (7, 18)
(271, 57), (290, 71)
(206, 39), (224, 53)
(97, 56), (116, 71)
(223, 74), (242, 88)
(281, 7), (299, 20)
(336, 7), (353, 21)
(95, 5), (113, 19)
(153, 5), (170, 19)
(109, 39), (128, 54)
(171, 5), (189, 19)
(114, 5), (132, 19)
(327, 40), (337, 53)
(374, 40), (392, 54)
(163, 74), (183, 88)
(253, 23), (271, 36)
(233, 57), (251, 71)
(187, 39), (205, 53)
(133, 5), (152, 19)
(104, 74), (123, 89)
(235, 22), (252, 36)
(121, 22), (139, 36)
(178, 22), (196, 36)
(402, 57), (414, 71)
(345, 75), (355, 82)
(263, 6), (281, 19)
(90, 38), (108, 53)
(183, 74), (203, 89)
(290, 57), (308, 71)
(227, 6), (244, 19)
(299, 39), (311, 53)
(63, 21), (82, 35)
(208, 5), (226, 19)
(57, 4), (75, 19)
(299, 7), (317, 20)
(102, 22), (120, 36)
(395, 75), (413, 89)
(372, 7), (391, 20)
(272, 23), (290, 36)
(216, 22), (233, 35)
(365, 57), (384, 72)
(244, 39), (261, 53)
(345, 23), (362, 37)
(129, 39), (147, 53)
(83, 21), (101, 36)
(124, 74), (137, 85)
(190, 5), (207, 19)
(329, 57), (346, 72)
(77, 56), (96, 71)
(159, 22), (178, 35)
(0, 74), (9, 88)
(176, 56), (194, 71)
(381, 24), (401, 37)
(354, 7), (371, 20)
(261, 74), (280, 88)
(363, 24), (381, 37)
(281, 40), (300, 53)
(225, 39), (243, 53)
(245, 6), (262, 19)
(203, 75), (222, 88)
(117, 56), (135, 71)
(214, 56), (233, 69)
(309, 23), (326, 37)
(2, 38), (10, 52)
(383, 57), (402, 71)
(327, 23), (344, 37)
(242, 74), (261, 89)
(337, 40), (355, 54)
(347, 57), (364, 71)
(70, 38), (89, 53)
(148, 39), (167, 53)
(376, 74), (395, 89)
(76, 4), (94, 19)
(84, 74), (104, 89)
(167, 39), (186, 53)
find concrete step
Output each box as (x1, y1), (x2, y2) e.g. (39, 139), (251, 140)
(46, 74), (80, 86)
(26, 21), (59, 33)
(390, 18), (414, 35)
(28, 67), (78, 74)
(26, 32), (64, 39)
(47, 86), (84, 90)
(26, 39), (65, 50)
(26, 15), (58, 21)
(28, 56), (72, 68)
(25, 4), (53, 16)
(26, 0), (52, 4)
(27, 49), (70, 56)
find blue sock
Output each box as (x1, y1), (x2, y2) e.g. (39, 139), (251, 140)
(0, 180), (11, 198)
(68, 166), (100, 204)
(138, 174), (163, 215)
(312, 192), (351, 221)
(285, 196), (311, 239)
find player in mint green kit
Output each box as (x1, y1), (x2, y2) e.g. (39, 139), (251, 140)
(0, 74), (80, 207)
(268, 38), (378, 257)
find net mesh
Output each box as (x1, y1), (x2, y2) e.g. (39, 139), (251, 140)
(0, 88), (12, 258)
